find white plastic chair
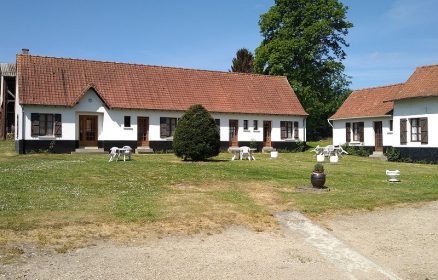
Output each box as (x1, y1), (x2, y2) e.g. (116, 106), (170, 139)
(240, 146), (251, 160)
(109, 147), (119, 162)
(122, 146), (132, 161)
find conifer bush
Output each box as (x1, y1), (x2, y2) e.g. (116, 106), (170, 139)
(173, 104), (220, 161)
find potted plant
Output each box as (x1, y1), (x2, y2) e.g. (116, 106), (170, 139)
(311, 163), (326, 188)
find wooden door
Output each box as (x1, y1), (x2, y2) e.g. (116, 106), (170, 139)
(229, 120), (239, 147)
(263, 121), (272, 147)
(79, 115), (98, 146)
(374, 121), (383, 152)
(137, 117), (149, 147)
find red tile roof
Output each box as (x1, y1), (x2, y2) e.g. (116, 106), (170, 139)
(17, 55), (307, 116)
(329, 83), (403, 120)
(392, 64), (438, 101)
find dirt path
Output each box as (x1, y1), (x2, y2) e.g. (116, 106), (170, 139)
(1, 201), (437, 280)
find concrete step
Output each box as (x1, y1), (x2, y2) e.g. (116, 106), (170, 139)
(72, 147), (106, 154)
(136, 146), (154, 154)
(262, 146), (276, 153)
(369, 151), (387, 160)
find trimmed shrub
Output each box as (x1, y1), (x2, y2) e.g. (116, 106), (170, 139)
(173, 104), (220, 161)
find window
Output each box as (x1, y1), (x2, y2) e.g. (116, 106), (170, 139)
(243, 120), (249, 130)
(31, 113), (62, 137)
(352, 122), (364, 142)
(160, 117), (177, 138)
(410, 117), (428, 143)
(389, 120), (393, 132)
(124, 116), (131, 128)
(410, 118), (420, 142)
(253, 120), (258, 130)
(280, 121), (293, 139)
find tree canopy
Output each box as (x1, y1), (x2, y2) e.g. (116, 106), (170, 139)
(254, 0), (353, 139)
(231, 48), (254, 73)
(172, 104), (220, 161)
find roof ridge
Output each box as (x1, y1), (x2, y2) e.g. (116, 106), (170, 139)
(352, 82), (404, 92)
(415, 63), (438, 70)
(17, 54), (286, 79)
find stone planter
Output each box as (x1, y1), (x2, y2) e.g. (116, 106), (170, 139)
(316, 154), (325, 162)
(329, 155), (338, 163)
(311, 172), (326, 188)
(270, 151), (278, 158)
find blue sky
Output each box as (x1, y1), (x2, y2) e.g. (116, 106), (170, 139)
(1, 0), (438, 89)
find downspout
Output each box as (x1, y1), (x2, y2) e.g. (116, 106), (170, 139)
(327, 119), (334, 128)
(22, 110), (25, 154)
(303, 118), (307, 142)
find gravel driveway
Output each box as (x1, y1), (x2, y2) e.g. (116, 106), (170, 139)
(1, 201), (437, 280)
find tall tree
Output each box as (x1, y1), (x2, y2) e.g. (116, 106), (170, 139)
(254, 0), (353, 139)
(231, 48), (254, 73)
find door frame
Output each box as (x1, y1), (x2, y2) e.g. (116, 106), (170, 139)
(79, 115), (98, 147)
(263, 120), (272, 147)
(229, 120), (239, 147)
(374, 121), (383, 152)
(137, 116), (150, 147)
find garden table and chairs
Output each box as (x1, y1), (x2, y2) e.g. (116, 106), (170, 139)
(108, 146), (133, 162)
(311, 145), (348, 157)
(229, 146), (256, 160)
(311, 144), (348, 163)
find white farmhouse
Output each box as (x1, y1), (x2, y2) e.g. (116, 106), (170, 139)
(391, 64), (438, 161)
(14, 51), (308, 154)
(329, 83), (403, 153)
(330, 64), (438, 162)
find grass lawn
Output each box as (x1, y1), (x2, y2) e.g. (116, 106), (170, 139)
(1, 140), (437, 254)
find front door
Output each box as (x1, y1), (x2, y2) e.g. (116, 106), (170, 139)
(374, 121), (383, 152)
(229, 120), (239, 147)
(79, 115), (98, 146)
(263, 121), (272, 147)
(137, 117), (149, 147)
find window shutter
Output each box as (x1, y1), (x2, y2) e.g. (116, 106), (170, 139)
(170, 118), (176, 137)
(31, 113), (39, 137)
(280, 121), (286, 139)
(54, 114), (62, 137)
(160, 118), (167, 138)
(400, 119), (407, 145)
(346, 122), (351, 142)
(420, 117), (428, 144)
(293, 121), (299, 139)
(359, 122), (364, 142)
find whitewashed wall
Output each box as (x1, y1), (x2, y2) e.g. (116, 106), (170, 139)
(18, 90), (307, 143)
(14, 78), (22, 140)
(332, 117), (393, 147)
(393, 97), (438, 147)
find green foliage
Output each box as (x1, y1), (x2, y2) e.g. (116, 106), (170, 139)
(173, 104), (220, 161)
(294, 141), (308, 152)
(231, 48), (254, 73)
(254, 0), (353, 139)
(342, 145), (370, 157)
(48, 140), (56, 153)
(249, 139), (258, 149)
(385, 147), (401, 162)
(313, 163), (324, 173)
